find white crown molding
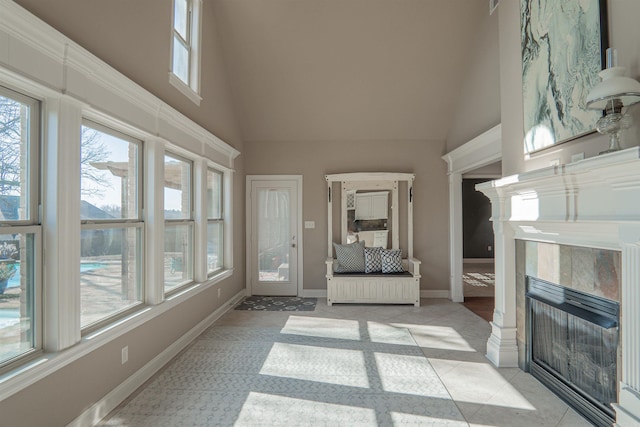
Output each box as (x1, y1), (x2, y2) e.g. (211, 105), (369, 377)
(442, 124), (502, 174)
(0, 0), (66, 66)
(0, 0), (240, 168)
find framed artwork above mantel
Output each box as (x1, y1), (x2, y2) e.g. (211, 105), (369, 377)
(521, 0), (609, 154)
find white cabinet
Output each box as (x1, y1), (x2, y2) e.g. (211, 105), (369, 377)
(355, 192), (388, 220)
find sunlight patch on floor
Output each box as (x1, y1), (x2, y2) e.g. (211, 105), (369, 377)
(281, 315), (361, 340)
(367, 321), (418, 346)
(260, 342), (370, 388)
(392, 323), (476, 352)
(431, 359), (536, 410)
(374, 352), (451, 399)
(236, 392), (378, 424)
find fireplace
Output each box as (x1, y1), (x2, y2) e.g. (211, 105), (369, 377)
(526, 276), (619, 426)
(476, 147), (640, 425)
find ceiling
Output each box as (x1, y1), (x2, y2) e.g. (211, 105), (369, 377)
(212, 0), (488, 144)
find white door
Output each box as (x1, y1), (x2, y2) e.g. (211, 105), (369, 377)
(247, 177), (301, 296)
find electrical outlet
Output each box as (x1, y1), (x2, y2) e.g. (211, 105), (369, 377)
(121, 346), (128, 364)
(304, 221), (315, 229)
(550, 159), (560, 167)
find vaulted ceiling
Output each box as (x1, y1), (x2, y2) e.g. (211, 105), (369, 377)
(212, 0), (488, 143)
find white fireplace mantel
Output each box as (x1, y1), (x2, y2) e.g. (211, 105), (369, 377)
(477, 147), (640, 426)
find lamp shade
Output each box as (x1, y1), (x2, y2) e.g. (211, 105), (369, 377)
(586, 67), (640, 110)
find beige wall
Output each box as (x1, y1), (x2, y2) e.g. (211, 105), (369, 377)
(446, 7), (501, 153)
(14, 0), (242, 145)
(1, 2), (246, 426)
(244, 140), (450, 292)
(499, 0), (640, 175)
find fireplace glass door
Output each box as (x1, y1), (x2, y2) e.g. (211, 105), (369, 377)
(527, 277), (619, 427)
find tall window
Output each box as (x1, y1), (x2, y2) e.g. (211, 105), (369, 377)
(164, 153), (194, 291)
(80, 121), (143, 330)
(170, 0), (202, 104)
(0, 86), (40, 369)
(206, 168), (224, 275)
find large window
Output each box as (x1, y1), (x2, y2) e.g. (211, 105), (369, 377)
(206, 168), (224, 275)
(0, 86), (40, 369)
(170, 0), (202, 104)
(80, 121), (143, 330)
(164, 153), (194, 291)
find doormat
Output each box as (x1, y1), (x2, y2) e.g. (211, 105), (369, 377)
(235, 296), (317, 311)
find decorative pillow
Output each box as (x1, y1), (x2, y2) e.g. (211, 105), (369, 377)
(381, 249), (404, 273)
(364, 247), (383, 273)
(333, 241), (365, 273)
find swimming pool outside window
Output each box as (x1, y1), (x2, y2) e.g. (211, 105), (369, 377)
(80, 121), (143, 331)
(0, 85), (41, 371)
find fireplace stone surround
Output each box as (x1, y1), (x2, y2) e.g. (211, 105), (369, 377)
(477, 147), (640, 426)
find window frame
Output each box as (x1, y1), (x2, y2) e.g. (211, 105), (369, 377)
(163, 151), (195, 293)
(169, 0), (203, 105)
(0, 84), (42, 373)
(206, 166), (224, 276)
(79, 119), (145, 333)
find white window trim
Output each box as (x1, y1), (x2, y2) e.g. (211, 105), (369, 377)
(169, 0), (203, 106)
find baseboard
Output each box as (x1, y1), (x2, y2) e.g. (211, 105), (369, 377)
(463, 258), (494, 264)
(68, 289), (245, 427)
(302, 289), (327, 298)
(420, 290), (450, 299)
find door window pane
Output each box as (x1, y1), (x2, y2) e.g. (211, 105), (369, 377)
(164, 154), (192, 220)
(0, 92), (34, 222)
(164, 223), (193, 290)
(80, 227), (142, 328)
(257, 189), (290, 282)
(0, 233), (36, 365)
(81, 124), (140, 220)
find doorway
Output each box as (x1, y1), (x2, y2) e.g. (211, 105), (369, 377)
(246, 176), (302, 296)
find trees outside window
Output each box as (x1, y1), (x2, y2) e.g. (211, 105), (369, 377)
(0, 87), (40, 369)
(164, 153), (194, 291)
(79, 121), (143, 330)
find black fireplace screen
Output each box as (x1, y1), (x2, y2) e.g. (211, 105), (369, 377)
(527, 277), (619, 426)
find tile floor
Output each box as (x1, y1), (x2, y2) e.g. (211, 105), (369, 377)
(101, 299), (588, 427)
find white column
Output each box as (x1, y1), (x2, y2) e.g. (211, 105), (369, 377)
(476, 182), (520, 368)
(614, 227), (640, 426)
(43, 97), (82, 351)
(448, 172), (463, 302)
(485, 218), (518, 367)
(144, 138), (165, 305)
(193, 159), (207, 283)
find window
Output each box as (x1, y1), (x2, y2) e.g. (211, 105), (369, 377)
(80, 121), (143, 330)
(0, 86), (41, 369)
(206, 168), (224, 275)
(170, 0), (202, 104)
(164, 153), (194, 291)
